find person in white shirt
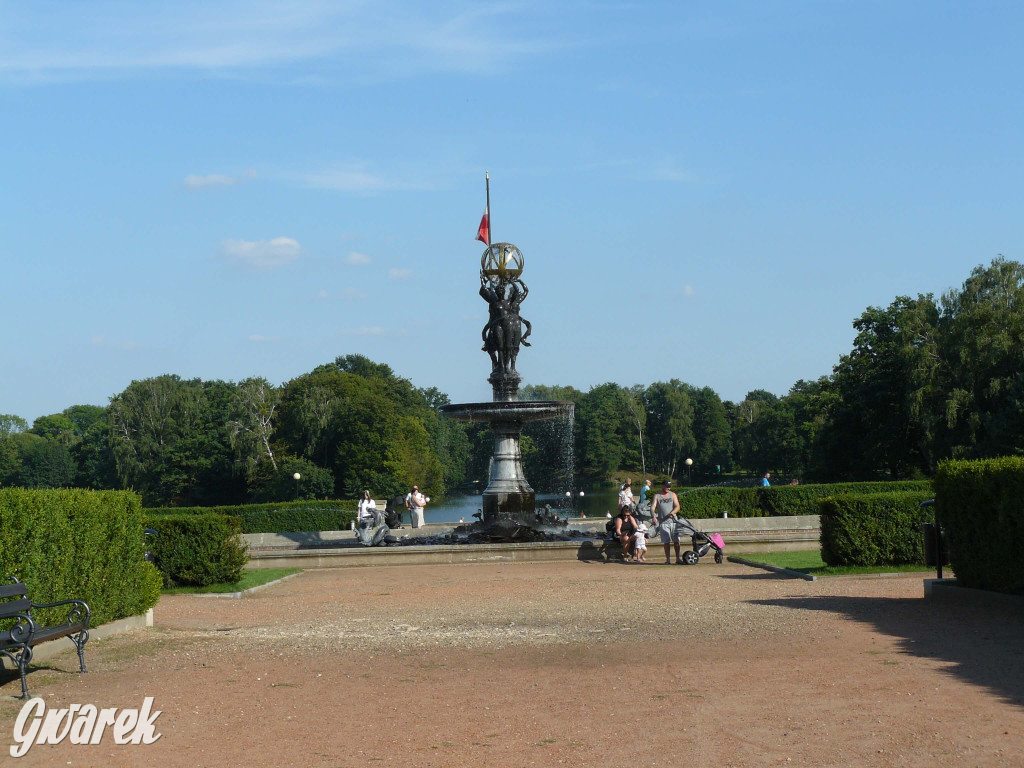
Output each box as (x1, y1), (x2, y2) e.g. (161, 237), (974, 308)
(409, 487), (427, 528)
(618, 478), (635, 512)
(357, 490), (377, 527)
(633, 522), (648, 562)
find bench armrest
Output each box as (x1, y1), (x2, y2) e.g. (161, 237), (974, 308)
(0, 612), (38, 646)
(30, 599), (91, 628)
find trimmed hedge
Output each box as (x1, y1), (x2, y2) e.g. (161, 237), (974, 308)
(144, 513), (249, 587)
(819, 491), (935, 566)
(144, 499), (359, 534)
(0, 489), (162, 627)
(934, 457), (1024, 595)
(677, 480), (933, 519)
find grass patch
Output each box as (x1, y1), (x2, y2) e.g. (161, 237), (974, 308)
(162, 568), (301, 595)
(739, 550), (934, 576)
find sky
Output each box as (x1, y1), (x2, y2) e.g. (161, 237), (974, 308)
(2, 1), (1022, 424)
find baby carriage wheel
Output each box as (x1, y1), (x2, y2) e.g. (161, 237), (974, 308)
(682, 550), (700, 565)
(714, 551), (724, 564)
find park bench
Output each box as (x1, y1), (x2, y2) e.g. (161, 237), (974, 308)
(0, 577), (90, 699)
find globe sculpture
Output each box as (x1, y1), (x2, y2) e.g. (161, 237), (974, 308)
(440, 243), (573, 527)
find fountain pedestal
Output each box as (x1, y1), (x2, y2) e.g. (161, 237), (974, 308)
(439, 400), (573, 526)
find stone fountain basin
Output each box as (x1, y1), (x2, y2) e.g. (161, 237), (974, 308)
(439, 400), (573, 423)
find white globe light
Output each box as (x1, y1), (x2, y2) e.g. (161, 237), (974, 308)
(685, 458), (693, 466)
(293, 472), (301, 480)
(565, 491), (571, 497)
(579, 491), (585, 497)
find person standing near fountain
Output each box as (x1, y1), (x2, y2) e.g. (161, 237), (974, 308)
(408, 486), (427, 528)
(652, 480), (683, 564)
(618, 478), (635, 511)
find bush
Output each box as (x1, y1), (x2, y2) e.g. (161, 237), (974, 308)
(678, 480), (932, 519)
(0, 488), (161, 626)
(819, 491), (934, 566)
(145, 513), (249, 587)
(934, 457), (1024, 595)
(144, 499), (358, 534)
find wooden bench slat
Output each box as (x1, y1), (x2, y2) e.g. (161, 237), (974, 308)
(30, 623), (87, 646)
(0, 598), (32, 617)
(0, 584), (28, 599)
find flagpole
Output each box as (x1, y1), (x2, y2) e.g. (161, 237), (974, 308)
(485, 171), (491, 244)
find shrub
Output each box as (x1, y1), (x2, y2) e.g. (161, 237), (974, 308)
(678, 480), (932, 519)
(144, 499), (358, 534)
(934, 457), (1024, 595)
(0, 488), (161, 626)
(819, 491), (934, 566)
(145, 513), (249, 587)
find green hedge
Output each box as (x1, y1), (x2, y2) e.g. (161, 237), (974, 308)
(677, 480), (933, 519)
(934, 457), (1024, 595)
(0, 489), (162, 627)
(144, 513), (249, 587)
(819, 491), (935, 566)
(144, 499), (359, 534)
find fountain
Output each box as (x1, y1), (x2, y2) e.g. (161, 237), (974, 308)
(440, 242), (574, 530)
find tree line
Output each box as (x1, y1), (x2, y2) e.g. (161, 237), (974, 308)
(2, 258), (1020, 504)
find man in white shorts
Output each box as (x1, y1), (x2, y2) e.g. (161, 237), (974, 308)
(651, 480), (683, 564)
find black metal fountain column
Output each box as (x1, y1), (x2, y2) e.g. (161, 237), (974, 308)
(440, 243), (573, 527)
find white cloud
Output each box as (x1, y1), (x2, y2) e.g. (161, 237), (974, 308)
(0, 4), (556, 85)
(248, 334), (281, 343)
(184, 169), (256, 188)
(684, 284), (696, 297)
(346, 251), (371, 265)
(388, 268), (412, 281)
(344, 287), (367, 300)
(90, 334), (139, 350)
(641, 157), (700, 184)
(316, 289), (330, 299)
(220, 237), (301, 269)
(302, 169), (394, 192)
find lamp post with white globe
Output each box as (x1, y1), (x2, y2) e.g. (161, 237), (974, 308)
(293, 472), (301, 500)
(685, 458), (693, 486)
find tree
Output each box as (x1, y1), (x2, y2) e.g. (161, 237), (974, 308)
(228, 377), (281, 473)
(939, 257), (1024, 458)
(690, 386), (732, 476)
(16, 438), (75, 488)
(821, 296), (941, 478)
(622, 385), (648, 479)
(575, 383), (634, 482)
(644, 380), (695, 479)
(0, 414), (28, 485)
(109, 375), (243, 506)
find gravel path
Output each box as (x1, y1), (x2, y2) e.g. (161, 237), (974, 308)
(3, 560), (1022, 767)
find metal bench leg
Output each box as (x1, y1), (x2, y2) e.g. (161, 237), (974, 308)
(17, 647), (33, 699)
(70, 629), (89, 673)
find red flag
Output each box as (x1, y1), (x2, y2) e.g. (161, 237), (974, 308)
(476, 211), (490, 244)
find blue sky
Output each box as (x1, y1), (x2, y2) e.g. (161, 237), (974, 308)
(2, 1), (1022, 423)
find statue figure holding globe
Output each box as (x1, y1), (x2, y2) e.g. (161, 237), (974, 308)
(479, 243), (531, 380)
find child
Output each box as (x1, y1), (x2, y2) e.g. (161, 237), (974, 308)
(633, 522), (648, 562)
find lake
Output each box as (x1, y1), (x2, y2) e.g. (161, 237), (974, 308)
(420, 490), (622, 524)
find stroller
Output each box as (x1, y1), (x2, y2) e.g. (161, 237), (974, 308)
(674, 516), (726, 565)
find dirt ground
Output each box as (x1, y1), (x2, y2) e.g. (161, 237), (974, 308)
(2, 560), (1023, 767)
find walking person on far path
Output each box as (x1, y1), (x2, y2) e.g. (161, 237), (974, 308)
(652, 480), (683, 564)
(761, 472), (771, 487)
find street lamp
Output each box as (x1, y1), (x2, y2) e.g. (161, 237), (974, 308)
(293, 472), (301, 500)
(685, 458), (693, 485)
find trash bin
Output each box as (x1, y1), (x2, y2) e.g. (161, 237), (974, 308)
(920, 522), (948, 566)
